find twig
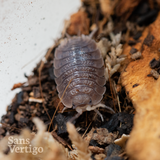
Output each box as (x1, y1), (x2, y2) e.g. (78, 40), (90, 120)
(48, 78), (73, 132)
(0, 122), (21, 131)
(51, 131), (72, 150)
(21, 49), (46, 69)
(38, 44), (56, 128)
(113, 80), (121, 112)
(108, 70), (116, 111)
(82, 113), (97, 138)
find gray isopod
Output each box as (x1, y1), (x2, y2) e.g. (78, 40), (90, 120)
(54, 31), (114, 121)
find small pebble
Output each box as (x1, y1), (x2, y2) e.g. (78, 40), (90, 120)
(149, 58), (160, 69)
(130, 47), (138, 54)
(150, 69), (159, 79)
(130, 51), (141, 60)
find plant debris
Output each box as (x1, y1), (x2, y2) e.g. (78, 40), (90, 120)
(143, 33), (155, 46)
(149, 58), (160, 69)
(150, 69), (159, 79)
(92, 128), (117, 145)
(121, 9), (160, 160)
(114, 134), (130, 149)
(67, 9), (90, 35)
(129, 47), (138, 54)
(130, 51), (141, 60)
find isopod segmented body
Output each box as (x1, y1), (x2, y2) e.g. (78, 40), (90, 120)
(54, 34), (106, 113)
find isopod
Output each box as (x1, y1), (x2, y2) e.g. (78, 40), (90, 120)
(54, 30), (115, 121)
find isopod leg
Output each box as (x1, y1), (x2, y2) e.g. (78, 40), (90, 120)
(92, 103), (115, 114)
(94, 109), (104, 121)
(68, 112), (81, 123)
(61, 106), (68, 113)
(89, 28), (98, 38)
(65, 33), (71, 38)
(77, 29), (81, 36)
(103, 105), (115, 113)
(86, 103), (115, 114)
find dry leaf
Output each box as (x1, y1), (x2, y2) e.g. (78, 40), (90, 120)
(114, 134), (130, 149)
(98, 17), (107, 34)
(100, 0), (118, 16)
(157, 0), (160, 7)
(116, 0), (141, 20)
(94, 153), (106, 160)
(121, 13), (160, 160)
(11, 83), (25, 90)
(126, 80), (160, 160)
(92, 128), (117, 145)
(67, 122), (92, 160)
(88, 146), (104, 154)
(67, 10), (90, 35)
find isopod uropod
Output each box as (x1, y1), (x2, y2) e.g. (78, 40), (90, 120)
(54, 30), (115, 121)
